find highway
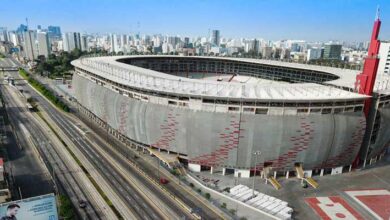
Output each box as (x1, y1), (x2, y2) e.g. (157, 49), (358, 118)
(77, 109), (229, 220)
(0, 80), (103, 219)
(6, 55), (228, 219)
(5, 64), (185, 219)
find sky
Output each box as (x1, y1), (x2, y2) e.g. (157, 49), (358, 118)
(1, 0), (389, 42)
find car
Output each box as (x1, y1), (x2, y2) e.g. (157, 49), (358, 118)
(159, 178), (169, 184)
(79, 200), (87, 208)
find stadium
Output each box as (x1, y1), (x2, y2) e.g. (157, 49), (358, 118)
(70, 54), (390, 178)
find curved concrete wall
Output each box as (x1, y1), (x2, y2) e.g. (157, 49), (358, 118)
(367, 107), (390, 158)
(73, 73), (368, 171)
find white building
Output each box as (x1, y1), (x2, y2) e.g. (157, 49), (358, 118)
(307, 47), (322, 61)
(110, 34), (119, 53)
(37, 32), (50, 58)
(378, 41), (390, 75)
(9, 32), (19, 46)
(23, 30), (36, 60)
(63, 32), (76, 52)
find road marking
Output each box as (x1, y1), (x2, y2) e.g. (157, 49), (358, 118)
(344, 189), (390, 220)
(306, 196), (364, 220)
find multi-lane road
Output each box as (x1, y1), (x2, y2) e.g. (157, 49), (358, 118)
(1, 56), (228, 220)
(4, 58), (193, 219)
(0, 73), (106, 219)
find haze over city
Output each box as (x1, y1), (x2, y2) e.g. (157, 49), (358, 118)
(0, 1), (390, 220)
(1, 0), (390, 41)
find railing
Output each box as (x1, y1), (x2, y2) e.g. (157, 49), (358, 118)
(76, 56), (373, 100)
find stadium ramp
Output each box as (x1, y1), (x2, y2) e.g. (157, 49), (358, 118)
(264, 167), (282, 190)
(148, 148), (186, 175)
(295, 164), (319, 189)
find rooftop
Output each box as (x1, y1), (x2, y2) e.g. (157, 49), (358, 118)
(71, 55), (390, 101)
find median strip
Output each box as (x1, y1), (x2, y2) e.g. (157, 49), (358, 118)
(36, 110), (123, 219)
(19, 69), (70, 112)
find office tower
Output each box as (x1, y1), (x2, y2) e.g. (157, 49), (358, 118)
(48, 26), (62, 39)
(307, 47), (322, 61)
(211, 30), (220, 46)
(378, 42), (390, 74)
(16, 24), (27, 34)
(37, 32), (50, 58)
(23, 30), (36, 60)
(323, 44), (342, 60)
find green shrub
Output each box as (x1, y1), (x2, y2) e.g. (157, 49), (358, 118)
(197, 188), (202, 194)
(189, 183), (194, 188)
(205, 193), (211, 200)
(221, 203), (227, 209)
(19, 69), (70, 112)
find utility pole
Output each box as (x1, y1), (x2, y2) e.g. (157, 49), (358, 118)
(252, 151), (261, 196)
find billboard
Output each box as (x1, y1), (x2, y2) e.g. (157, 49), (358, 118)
(0, 194), (58, 220)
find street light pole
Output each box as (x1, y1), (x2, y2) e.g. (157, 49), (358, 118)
(252, 151), (261, 196)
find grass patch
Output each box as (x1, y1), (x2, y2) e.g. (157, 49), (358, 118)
(36, 111), (123, 219)
(19, 69), (70, 112)
(59, 194), (76, 219)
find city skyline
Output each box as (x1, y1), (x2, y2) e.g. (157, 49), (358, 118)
(1, 0), (390, 42)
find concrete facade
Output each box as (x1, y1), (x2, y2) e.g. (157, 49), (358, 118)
(71, 56), (390, 174)
(73, 73), (373, 172)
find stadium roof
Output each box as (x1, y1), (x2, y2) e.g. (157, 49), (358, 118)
(71, 55), (390, 101)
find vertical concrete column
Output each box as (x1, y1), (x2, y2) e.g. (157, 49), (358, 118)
(273, 171), (277, 179)
(286, 171), (289, 179)
(222, 168), (226, 176)
(320, 169), (324, 176)
(349, 165), (352, 172)
(210, 166), (214, 174)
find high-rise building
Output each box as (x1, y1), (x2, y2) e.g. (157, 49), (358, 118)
(0, 27), (8, 42)
(37, 32), (50, 58)
(323, 44), (342, 60)
(261, 46), (273, 59)
(16, 24), (27, 34)
(62, 32), (81, 52)
(211, 30), (220, 46)
(23, 30), (36, 60)
(63, 33), (72, 52)
(110, 34), (119, 53)
(184, 37), (190, 48)
(48, 26), (62, 39)
(9, 31), (19, 46)
(378, 42), (390, 75)
(75, 32), (82, 50)
(121, 34), (128, 48)
(81, 35), (88, 52)
(307, 47), (322, 61)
